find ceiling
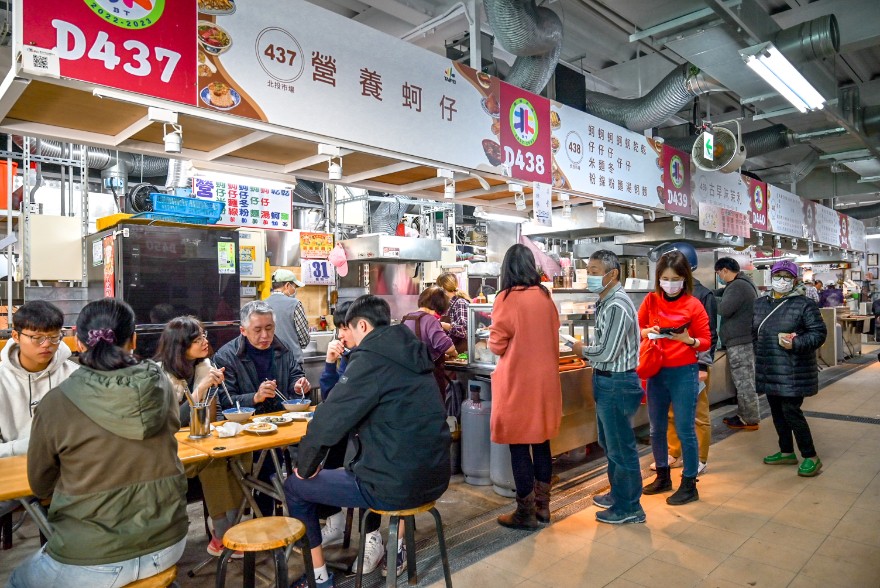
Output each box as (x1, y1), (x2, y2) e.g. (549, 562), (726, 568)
(309, 0), (880, 218)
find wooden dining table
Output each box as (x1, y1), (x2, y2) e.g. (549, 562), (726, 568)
(0, 442), (212, 539)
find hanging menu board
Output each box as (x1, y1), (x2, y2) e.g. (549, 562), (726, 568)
(815, 205), (840, 247)
(691, 166), (749, 218)
(766, 185), (806, 239)
(698, 202), (750, 238)
(848, 216), (866, 251)
(192, 175), (293, 230)
(549, 102), (665, 209)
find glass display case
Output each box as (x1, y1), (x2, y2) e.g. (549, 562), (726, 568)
(467, 303), (498, 368)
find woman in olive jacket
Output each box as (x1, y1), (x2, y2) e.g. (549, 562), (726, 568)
(753, 260), (827, 477)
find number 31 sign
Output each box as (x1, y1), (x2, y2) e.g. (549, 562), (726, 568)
(301, 260), (335, 285)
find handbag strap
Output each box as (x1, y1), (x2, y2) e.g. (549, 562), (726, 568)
(756, 299), (789, 339)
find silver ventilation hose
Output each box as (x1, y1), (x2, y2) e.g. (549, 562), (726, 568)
(663, 125), (796, 159)
(584, 65), (726, 132)
(484, 0), (563, 94)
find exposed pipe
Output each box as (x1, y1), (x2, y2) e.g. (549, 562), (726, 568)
(773, 15), (840, 63)
(663, 124), (796, 159)
(483, 0), (563, 94)
(583, 65), (725, 132)
(13, 137), (170, 179)
(838, 202), (880, 220)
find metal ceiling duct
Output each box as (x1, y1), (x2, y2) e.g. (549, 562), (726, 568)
(584, 65), (726, 132)
(13, 137), (170, 179)
(483, 0), (563, 94)
(664, 124), (796, 160)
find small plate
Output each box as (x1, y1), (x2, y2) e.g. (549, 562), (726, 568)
(288, 412), (314, 421)
(481, 97), (500, 119)
(253, 415), (294, 426)
(243, 422), (278, 435)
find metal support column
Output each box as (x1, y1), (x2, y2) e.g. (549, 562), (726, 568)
(5, 135), (13, 325)
(80, 146), (89, 286)
(22, 137), (31, 288)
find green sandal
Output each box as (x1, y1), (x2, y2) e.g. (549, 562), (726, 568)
(798, 457), (822, 477)
(764, 452), (798, 465)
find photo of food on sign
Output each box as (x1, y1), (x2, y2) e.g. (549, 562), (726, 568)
(198, 21), (233, 55)
(452, 62), (507, 172)
(199, 0), (236, 15)
(200, 82), (241, 110)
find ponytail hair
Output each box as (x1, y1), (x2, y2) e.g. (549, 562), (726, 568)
(436, 272), (471, 302)
(76, 298), (139, 371)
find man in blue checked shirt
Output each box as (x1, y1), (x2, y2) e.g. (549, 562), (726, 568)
(572, 250), (644, 525)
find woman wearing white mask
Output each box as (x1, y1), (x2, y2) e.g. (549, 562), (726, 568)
(639, 251), (711, 505)
(753, 260), (826, 477)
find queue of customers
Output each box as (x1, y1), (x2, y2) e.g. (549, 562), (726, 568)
(0, 245), (829, 587)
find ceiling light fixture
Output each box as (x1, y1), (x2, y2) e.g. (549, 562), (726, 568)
(328, 157), (342, 180)
(739, 42), (825, 113)
(162, 123), (182, 154)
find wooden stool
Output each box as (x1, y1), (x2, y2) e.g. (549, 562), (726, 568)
(122, 565), (178, 588)
(354, 502), (452, 588)
(216, 516), (316, 588)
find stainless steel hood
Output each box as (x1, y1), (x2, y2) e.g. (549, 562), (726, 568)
(340, 235), (442, 263)
(572, 241), (652, 259)
(521, 206), (644, 240)
(614, 219), (745, 248)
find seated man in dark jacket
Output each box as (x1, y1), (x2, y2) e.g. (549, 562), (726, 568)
(214, 300), (311, 515)
(284, 295), (451, 588)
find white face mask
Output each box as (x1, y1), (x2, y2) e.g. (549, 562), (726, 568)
(660, 279), (684, 296)
(771, 276), (794, 294)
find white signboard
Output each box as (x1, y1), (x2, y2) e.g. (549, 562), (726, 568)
(815, 205), (840, 247)
(549, 102), (664, 209)
(193, 175), (293, 230)
(691, 167), (749, 217)
(848, 217), (866, 252)
(198, 0), (496, 175)
(766, 185), (806, 239)
(302, 259), (335, 285)
(532, 182), (552, 226)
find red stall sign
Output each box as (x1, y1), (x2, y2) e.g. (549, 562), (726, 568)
(499, 81), (551, 184)
(744, 176), (768, 232)
(839, 213), (851, 249)
(22, 0), (197, 105)
(661, 145), (691, 215)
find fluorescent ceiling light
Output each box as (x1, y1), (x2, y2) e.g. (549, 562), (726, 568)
(740, 42), (825, 113)
(473, 206), (527, 223)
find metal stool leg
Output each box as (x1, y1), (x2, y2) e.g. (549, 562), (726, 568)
(272, 548), (288, 588)
(386, 515), (400, 588)
(429, 508), (453, 588)
(215, 548), (234, 588)
(300, 533), (317, 588)
(243, 551), (256, 588)
(403, 515), (418, 585)
(354, 510), (369, 588)
(1, 512), (11, 550)
(342, 507), (354, 549)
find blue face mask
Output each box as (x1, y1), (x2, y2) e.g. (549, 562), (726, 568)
(587, 271), (612, 293)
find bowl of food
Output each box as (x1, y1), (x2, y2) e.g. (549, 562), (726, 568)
(282, 399), (311, 412)
(222, 407), (255, 423)
(198, 21), (232, 55)
(243, 422), (277, 435)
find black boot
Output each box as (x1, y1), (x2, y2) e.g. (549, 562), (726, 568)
(497, 492), (538, 530)
(534, 481), (551, 524)
(666, 475), (699, 505)
(643, 466), (672, 495)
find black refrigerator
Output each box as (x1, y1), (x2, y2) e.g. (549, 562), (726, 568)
(86, 223), (242, 358)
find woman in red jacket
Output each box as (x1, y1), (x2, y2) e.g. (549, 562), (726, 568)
(639, 250), (711, 505)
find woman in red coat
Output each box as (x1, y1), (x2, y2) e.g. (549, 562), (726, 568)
(489, 244), (562, 529)
(639, 250), (711, 505)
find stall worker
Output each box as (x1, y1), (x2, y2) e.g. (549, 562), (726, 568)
(650, 243), (717, 475)
(214, 300), (311, 516)
(640, 250), (711, 506)
(490, 244), (561, 529)
(9, 299), (187, 588)
(572, 250), (644, 525)
(714, 257), (760, 431)
(154, 316), (247, 558)
(402, 286), (458, 396)
(284, 295), (451, 588)
(264, 269), (311, 363)
(436, 272), (471, 353)
(754, 260), (827, 477)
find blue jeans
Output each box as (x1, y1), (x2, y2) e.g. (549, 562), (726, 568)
(647, 364), (700, 478)
(593, 370), (644, 514)
(284, 468), (395, 548)
(7, 538), (185, 588)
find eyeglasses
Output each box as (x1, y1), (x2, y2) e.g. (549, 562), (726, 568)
(17, 332), (63, 346)
(192, 331), (208, 342)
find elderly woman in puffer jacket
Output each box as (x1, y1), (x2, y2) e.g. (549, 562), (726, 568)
(753, 260), (827, 477)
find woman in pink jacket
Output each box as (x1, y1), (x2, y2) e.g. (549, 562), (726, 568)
(489, 244), (562, 529)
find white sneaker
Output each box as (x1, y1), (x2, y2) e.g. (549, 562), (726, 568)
(697, 461), (708, 476)
(320, 511), (346, 547)
(355, 530), (384, 575)
(649, 455), (680, 471)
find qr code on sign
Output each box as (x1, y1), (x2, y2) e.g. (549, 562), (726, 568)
(33, 55), (49, 69)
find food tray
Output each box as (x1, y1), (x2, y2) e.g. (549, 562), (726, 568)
(132, 212), (213, 225)
(150, 193), (225, 223)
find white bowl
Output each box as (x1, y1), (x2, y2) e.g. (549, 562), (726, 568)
(282, 399), (311, 412)
(222, 407), (255, 423)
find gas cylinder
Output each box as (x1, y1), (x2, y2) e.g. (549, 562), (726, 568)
(461, 381), (492, 486)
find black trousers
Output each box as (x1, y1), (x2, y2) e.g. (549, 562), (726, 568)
(767, 395), (817, 458)
(509, 441), (552, 498)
